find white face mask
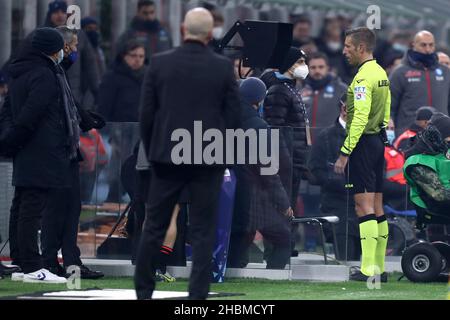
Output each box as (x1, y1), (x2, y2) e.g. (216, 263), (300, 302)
(56, 49), (64, 64)
(212, 27), (224, 40)
(293, 65), (309, 79)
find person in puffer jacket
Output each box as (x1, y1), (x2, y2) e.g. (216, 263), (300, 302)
(263, 47), (310, 208)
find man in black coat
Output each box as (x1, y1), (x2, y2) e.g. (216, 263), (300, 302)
(229, 78), (292, 269)
(0, 28), (72, 283)
(135, 8), (240, 300)
(36, 26), (105, 280)
(98, 40), (146, 122)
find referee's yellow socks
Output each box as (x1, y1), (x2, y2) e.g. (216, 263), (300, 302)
(359, 214), (378, 276)
(375, 215), (389, 274)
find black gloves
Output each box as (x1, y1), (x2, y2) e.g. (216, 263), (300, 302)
(78, 108), (106, 132)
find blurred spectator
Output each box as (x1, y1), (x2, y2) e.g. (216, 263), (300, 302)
(437, 51), (450, 69)
(291, 14), (315, 48)
(375, 30), (412, 69)
(44, 0), (67, 27)
(229, 77), (292, 269)
(98, 40), (146, 203)
(315, 16), (353, 83)
(384, 51), (404, 76)
(208, 9), (225, 49)
(301, 52), (347, 142)
(0, 71), (8, 110)
(308, 93), (360, 260)
(117, 0), (172, 63)
(300, 40), (319, 57)
(81, 17), (107, 77)
(389, 30), (450, 135)
(98, 41), (146, 122)
(394, 106), (436, 152)
(44, 1), (100, 109)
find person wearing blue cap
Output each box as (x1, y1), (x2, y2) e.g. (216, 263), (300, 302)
(228, 77), (293, 269)
(44, 0), (68, 28)
(43, 0), (100, 107)
(81, 17), (106, 76)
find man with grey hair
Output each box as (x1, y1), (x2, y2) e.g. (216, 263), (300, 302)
(135, 7), (240, 300)
(34, 26), (105, 281)
(390, 30), (450, 136)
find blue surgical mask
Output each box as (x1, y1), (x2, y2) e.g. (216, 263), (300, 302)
(386, 129), (396, 145)
(258, 103), (264, 118)
(68, 51), (78, 63)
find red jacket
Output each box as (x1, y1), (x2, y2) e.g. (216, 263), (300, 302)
(384, 145), (406, 185)
(79, 129), (108, 172)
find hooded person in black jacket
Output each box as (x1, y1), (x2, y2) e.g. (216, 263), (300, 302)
(2, 28), (104, 281)
(263, 47), (310, 208)
(228, 78), (293, 269)
(1, 28), (73, 283)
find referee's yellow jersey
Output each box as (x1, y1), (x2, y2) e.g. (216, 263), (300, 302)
(341, 59), (391, 156)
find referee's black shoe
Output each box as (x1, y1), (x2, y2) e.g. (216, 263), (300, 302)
(350, 270), (370, 282)
(350, 267), (388, 283)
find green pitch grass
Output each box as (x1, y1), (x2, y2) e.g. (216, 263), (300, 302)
(0, 273), (448, 300)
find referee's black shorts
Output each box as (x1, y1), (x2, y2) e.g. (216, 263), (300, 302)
(348, 134), (385, 195)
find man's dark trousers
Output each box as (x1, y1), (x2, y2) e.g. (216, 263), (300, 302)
(41, 162), (83, 269)
(8, 187), (47, 273)
(134, 164), (224, 300)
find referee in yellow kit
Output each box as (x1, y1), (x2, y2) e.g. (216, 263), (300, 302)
(334, 27), (391, 282)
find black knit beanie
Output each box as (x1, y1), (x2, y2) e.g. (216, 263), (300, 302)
(31, 27), (65, 56)
(279, 47), (307, 74)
